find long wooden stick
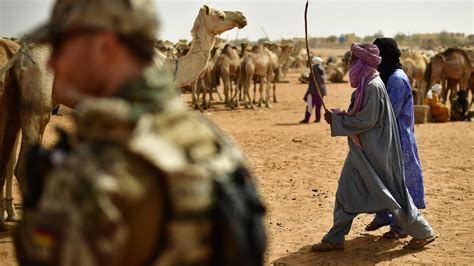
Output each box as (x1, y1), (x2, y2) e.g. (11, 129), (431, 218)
(304, 0), (328, 112)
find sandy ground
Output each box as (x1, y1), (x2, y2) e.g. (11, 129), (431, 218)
(1, 72), (473, 265)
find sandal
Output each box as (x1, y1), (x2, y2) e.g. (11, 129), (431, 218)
(365, 220), (389, 231)
(403, 236), (435, 250)
(382, 230), (408, 239)
(311, 241), (344, 252)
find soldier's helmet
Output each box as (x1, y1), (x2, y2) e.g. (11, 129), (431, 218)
(23, 0), (159, 43)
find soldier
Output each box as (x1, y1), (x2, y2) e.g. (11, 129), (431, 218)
(15, 1), (266, 265)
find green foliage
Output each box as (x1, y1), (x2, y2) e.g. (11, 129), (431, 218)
(438, 31), (456, 45)
(373, 30), (384, 39)
(394, 33), (406, 43)
(326, 35), (338, 43)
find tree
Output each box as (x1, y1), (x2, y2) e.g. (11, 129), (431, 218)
(438, 31), (455, 45)
(363, 35), (374, 43)
(325, 35), (338, 43)
(373, 30), (384, 39)
(394, 33), (407, 43)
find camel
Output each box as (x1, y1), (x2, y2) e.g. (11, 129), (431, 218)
(277, 44), (294, 82)
(0, 38), (20, 228)
(223, 42), (249, 107)
(0, 42), (54, 231)
(402, 51), (428, 105)
(191, 46), (222, 110)
(215, 44), (241, 107)
(288, 40), (308, 69)
(325, 51), (351, 83)
(240, 45), (278, 109)
(425, 48), (472, 104)
(153, 5), (247, 88)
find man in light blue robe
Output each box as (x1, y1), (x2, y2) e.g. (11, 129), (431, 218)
(311, 43), (435, 252)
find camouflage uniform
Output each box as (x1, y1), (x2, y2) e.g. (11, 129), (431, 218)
(16, 1), (266, 265)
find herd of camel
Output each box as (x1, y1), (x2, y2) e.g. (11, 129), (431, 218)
(156, 38), (351, 111)
(0, 5), (473, 231)
(400, 47), (474, 106)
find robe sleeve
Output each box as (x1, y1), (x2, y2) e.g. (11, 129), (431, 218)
(331, 82), (382, 137)
(387, 77), (410, 118)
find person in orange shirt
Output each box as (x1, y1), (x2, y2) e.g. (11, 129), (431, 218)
(425, 84), (450, 122)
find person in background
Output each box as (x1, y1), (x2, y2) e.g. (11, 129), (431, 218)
(425, 84), (450, 122)
(450, 90), (472, 121)
(300, 56), (326, 123)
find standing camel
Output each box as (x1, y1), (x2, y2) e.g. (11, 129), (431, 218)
(0, 42), (54, 231)
(241, 45), (278, 109)
(276, 44), (294, 83)
(216, 44), (241, 107)
(154, 5), (247, 88)
(426, 48), (472, 104)
(191, 46), (221, 110)
(402, 51), (428, 105)
(0, 38), (20, 228)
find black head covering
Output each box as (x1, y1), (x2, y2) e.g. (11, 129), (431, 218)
(373, 38), (403, 85)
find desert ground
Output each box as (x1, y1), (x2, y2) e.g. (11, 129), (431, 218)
(1, 71), (473, 265)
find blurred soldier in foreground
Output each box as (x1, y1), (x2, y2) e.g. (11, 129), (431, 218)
(15, 0), (266, 265)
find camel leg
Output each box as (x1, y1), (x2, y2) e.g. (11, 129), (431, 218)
(0, 96), (21, 231)
(419, 80), (426, 105)
(229, 82), (241, 109)
(0, 73), (21, 229)
(15, 105), (51, 193)
(253, 79), (257, 104)
(222, 72), (231, 107)
(191, 81), (198, 107)
(470, 82), (474, 108)
(243, 75), (253, 109)
(258, 78), (264, 107)
(0, 191), (4, 232)
(238, 78), (244, 102)
(265, 78), (272, 108)
(234, 78), (240, 106)
(5, 134), (19, 222)
(441, 79), (449, 104)
(200, 79), (208, 110)
(230, 79), (238, 108)
(192, 81), (203, 111)
(273, 78), (277, 103)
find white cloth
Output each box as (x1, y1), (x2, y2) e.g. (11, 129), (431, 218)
(306, 96), (313, 114)
(431, 84), (442, 95)
(312, 56), (323, 65)
(426, 90), (433, 100)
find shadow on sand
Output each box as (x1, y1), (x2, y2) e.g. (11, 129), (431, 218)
(274, 122), (308, 127)
(272, 234), (426, 265)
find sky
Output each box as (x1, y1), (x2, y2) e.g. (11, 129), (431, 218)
(0, 0), (473, 42)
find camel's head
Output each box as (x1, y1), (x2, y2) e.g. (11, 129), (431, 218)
(200, 5), (247, 35)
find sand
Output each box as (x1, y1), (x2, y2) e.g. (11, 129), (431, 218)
(1, 72), (473, 265)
